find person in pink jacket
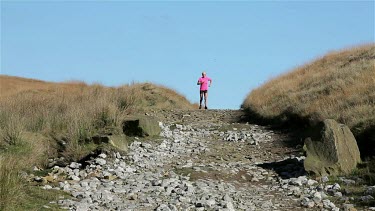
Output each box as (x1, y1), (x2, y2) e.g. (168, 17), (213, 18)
(197, 71), (212, 109)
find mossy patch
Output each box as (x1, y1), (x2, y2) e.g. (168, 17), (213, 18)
(19, 185), (71, 211)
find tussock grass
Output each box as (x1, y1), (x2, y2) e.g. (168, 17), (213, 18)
(0, 153), (69, 210)
(0, 76), (194, 209)
(0, 114), (24, 146)
(0, 155), (23, 211)
(0, 79), (194, 160)
(242, 44), (375, 155)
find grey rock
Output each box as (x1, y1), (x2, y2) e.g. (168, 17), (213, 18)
(224, 201), (235, 210)
(321, 176), (329, 183)
(307, 179), (318, 186)
(123, 116), (161, 137)
(72, 191), (85, 199)
(322, 199), (336, 209)
(42, 185), (53, 190)
(34, 176), (43, 182)
(312, 191), (322, 203)
(365, 186), (375, 195)
(360, 195), (374, 202)
(63, 184), (71, 191)
(69, 162), (81, 169)
(156, 204), (171, 211)
(301, 197), (315, 208)
(80, 181), (88, 187)
(261, 200), (273, 209)
(334, 191), (343, 197)
(98, 153), (107, 159)
(340, 178), (356, 185)
(95, 158), (106, 166)
(70, 175), (80, 181)
(304, 119), (361, 176)
(206, 199), (216, 208)
(332, 183), (341, 190)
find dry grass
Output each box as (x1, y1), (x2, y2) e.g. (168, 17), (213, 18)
(242, 44), (375, 153)
(0, 78), (194, 160)
(0, 155), (23, 210)
(127, 82), (196, 111)
(0, 129), (57, 210)
(0, 153), (69, 210)
(0, 76), (194, 209)
(0, 75), (53, 98)
(242, 44), (375, 128)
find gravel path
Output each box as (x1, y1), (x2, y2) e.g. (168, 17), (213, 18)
(42, 109), (361, 210)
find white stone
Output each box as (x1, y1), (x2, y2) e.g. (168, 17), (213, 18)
(301, 197), (315, 208)
(307, 179), (318, 186)
(334, 191), (343, 197)
(95, 158), (106, 166)
(313, 192), (322, 203)
(332, 183), (341, 190)
(71, 175), (80, 181)
(321, 176), (329, 183)
(224, 201), (235, 211)
(42, 185), (53, 190)
(98, 153), (107, 158)
(69, 162), (81, 169)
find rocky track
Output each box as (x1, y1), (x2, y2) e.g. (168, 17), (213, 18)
(42, 109), (370, 210)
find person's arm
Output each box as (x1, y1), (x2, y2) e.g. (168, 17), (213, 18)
(209, 79), (212, 87)
(197, 79), (201, 85)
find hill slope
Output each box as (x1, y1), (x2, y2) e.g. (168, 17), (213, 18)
(0, 75), (54, 97)
(0, 75), (194, 162)
(242, 44), (375, 155)
(0, 75), (194, 111)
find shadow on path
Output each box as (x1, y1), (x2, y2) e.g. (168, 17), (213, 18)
(257, 157), (306, 179)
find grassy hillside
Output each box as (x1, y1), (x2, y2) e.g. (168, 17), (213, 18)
(242, 44), (375, 155)
(0, 76), (194, 158)
(0, 75), (194, 110)
(0, 75), (194, 210)
(0, 75), (54, 97)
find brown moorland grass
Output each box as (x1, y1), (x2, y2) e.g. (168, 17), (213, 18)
(0, 76), (194, 159)
(0, 75), (54, 98)
(242, 44), (375, 155)
(0, 75), (194, 210)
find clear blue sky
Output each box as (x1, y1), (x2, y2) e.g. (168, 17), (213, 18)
(1, 1), (374, 109)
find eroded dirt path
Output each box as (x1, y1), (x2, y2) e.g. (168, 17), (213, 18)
(149, 109), (309, 210)
(55, 109), (321, 210)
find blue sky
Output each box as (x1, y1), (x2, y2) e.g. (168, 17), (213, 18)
(1, 1), (374, 109)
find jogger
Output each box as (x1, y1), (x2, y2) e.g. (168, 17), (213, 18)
(197, 72), (212, 109)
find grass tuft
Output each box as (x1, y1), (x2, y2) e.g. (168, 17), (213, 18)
(0, 155), (23, 211)
(0, 114), (24, 146)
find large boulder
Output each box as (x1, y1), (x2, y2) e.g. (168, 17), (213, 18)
(122, 116), (161, 137)
(304, 119), (361, 176)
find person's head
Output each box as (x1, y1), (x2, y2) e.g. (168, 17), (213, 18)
(202, 72), (206, 77)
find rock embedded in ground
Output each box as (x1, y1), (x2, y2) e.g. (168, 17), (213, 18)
(122, 115), (161, 137)
(304, 119), (361, 176)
